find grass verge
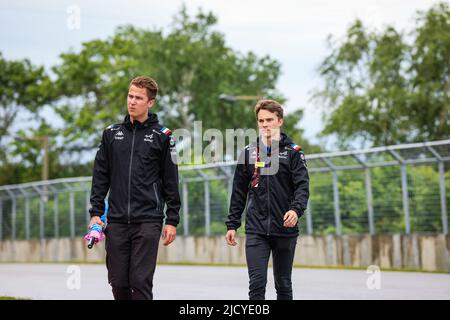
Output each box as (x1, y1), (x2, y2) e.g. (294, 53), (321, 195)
(0, 261), (449, 274)
(0, 296), (31, 300)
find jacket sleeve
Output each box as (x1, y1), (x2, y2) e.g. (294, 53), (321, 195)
(89, 130), (110, 218)
(226, 150), (250, 231)
(289, 150), (310, 218)
(161, 135), (181, 227)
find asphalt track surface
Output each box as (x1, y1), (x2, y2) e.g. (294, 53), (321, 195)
(0, 264), (449, 300)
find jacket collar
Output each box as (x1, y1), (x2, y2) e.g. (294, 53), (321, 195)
(279, 132), (293, 146)
(123, 112), (159, 129)
(255, 132), (292, 155)
(257, 132), (292, 147)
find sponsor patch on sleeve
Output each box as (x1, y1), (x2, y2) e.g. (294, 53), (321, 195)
(106, 124), (120, 131)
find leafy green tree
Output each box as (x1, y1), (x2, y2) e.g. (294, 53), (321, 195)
(50, 7), (289, 157)
(0, 53), (53, 139)
(1, 7), (317, 186)
(0, 53), (55, 185)
(0, 53), (53, 159)
(314, 2), (449, 147)
(410, 3), (450, 141)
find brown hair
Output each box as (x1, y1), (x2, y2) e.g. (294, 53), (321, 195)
(254, 99), (284, 119)
(129, 76), (158, 100)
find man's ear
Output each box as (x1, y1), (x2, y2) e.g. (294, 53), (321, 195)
(279, 118), (284, 127)
(147, 98), (155, 109)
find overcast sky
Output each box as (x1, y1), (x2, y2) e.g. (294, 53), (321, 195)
(0, 0), (440, 149)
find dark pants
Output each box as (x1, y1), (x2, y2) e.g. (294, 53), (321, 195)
(104, 222), (162, 300)
(245, 233), (297, 300)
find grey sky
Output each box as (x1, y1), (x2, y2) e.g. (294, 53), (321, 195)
(0, 0), (439, 148)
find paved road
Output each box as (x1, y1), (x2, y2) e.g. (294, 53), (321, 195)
(0, 264), (449, 300)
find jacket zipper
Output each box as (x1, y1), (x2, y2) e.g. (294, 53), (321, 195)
(153, 182), (160, 211)
(127, 126), (136, 224)
(267, 174), (271, 236)
(265, 144), (271, 236)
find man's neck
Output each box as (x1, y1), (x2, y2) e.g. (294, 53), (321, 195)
(130, 113), (148, 124)
(261, 133), (281, 147)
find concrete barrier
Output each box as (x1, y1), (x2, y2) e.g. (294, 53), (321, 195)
(1, 234), (449, 271)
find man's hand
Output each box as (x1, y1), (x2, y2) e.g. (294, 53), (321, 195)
(283, 210), (298, 228)
(162, 225), (177, 246)
(88, 216), (104, 229)
(225, 230), (237, 246)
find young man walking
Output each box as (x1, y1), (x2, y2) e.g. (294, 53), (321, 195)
(88, 76), (180, 300)
(225, 99), (309, 300)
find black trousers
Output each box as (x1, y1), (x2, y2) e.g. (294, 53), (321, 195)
(245, 233), (297, 300)
(104, 222), (162, 300)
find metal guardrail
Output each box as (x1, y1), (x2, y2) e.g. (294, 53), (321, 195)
(0, 140), (449, 242)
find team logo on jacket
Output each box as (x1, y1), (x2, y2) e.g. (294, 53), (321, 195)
(152, 129), (162, 136)
(144, 134), (154, 143)
(278, 150), (288, 159)
(114, 131), (124, 140)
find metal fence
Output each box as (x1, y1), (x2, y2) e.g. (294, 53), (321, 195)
(0, 140), (449, 241)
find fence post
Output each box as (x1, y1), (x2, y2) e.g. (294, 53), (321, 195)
(426, 145), (448, 235)
(25, 196), (30, 240)
(365, 168), (375, 235)
(0, 198), (2, 241)
(7, 192), (17, 259)
(306, 201), (313, 235)
(321, 157), (342, 235)
(438, 162), (448, 235)
(54, 193), (59, 239)
(197, 170), (212, 236)
(400, 165), (411, 234)
(70, 192), (75, 239)
(11, 196), (17, 245)
(332, 171), (342, 235)
(389, 150), (410, 235)
(85, 190), (90, 228)
(4, 190), (17, 244)
(39, 195), (45, 261)
(204, 180), (211, 236)
(228, 178), (233, 206)
(182, 182), (189, 236)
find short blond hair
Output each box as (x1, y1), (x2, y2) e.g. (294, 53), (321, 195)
(129, 76), (158, 100)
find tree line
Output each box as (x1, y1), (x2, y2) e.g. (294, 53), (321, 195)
(0, 3), (448, 236)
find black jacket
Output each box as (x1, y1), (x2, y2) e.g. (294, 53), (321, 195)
(89, 112), (180, 226)
(226, 133), (309, 237)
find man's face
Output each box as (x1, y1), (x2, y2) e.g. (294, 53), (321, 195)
(127, 85), (154, 120)
(257, 109), (283, 139)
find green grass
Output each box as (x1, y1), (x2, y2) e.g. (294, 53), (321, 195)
(1, 260), (449, 274)
(0, 296), (31, 300)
